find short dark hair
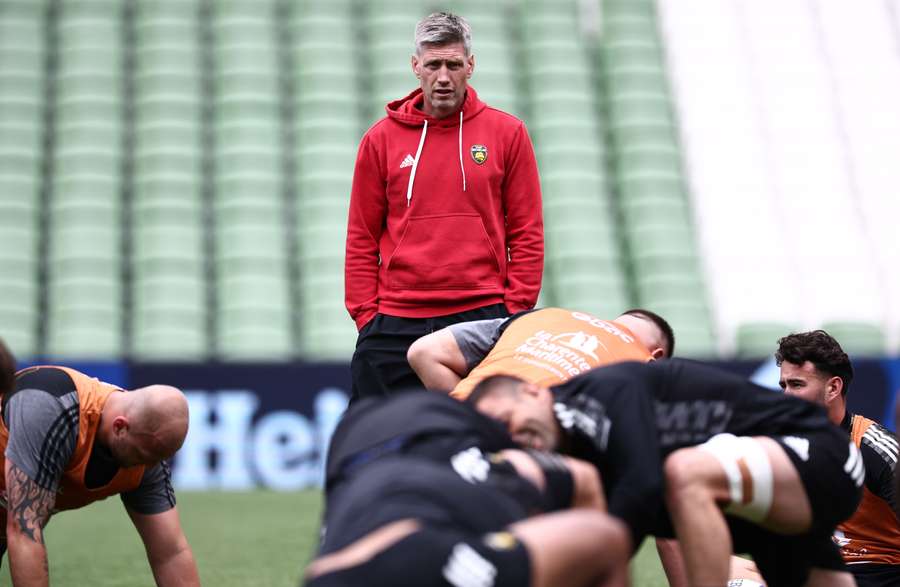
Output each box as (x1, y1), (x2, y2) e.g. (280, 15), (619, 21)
(0, 338), (16, 397)
(621, 308), (675, 358)
(775, 330), (853, 396)
(467, 375), (525, 406)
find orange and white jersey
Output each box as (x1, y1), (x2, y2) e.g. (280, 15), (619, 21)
(835, 414), (900, 565)
(450, 308), (652, 400)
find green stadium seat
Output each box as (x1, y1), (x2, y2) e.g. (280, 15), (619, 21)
(132, 319), (208, 362)
(135, 20), (198, 51)
(820, 322), (886, 357)
(46, 310), (123, 360)
(0, 305), (37, 358)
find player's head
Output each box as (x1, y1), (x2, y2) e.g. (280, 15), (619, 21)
(614, 309), (674, 359)
(775, 330), (853, 407)
(468, 375), (560, 451)
(412, 12), (474, 119)
(108, 385), (190, 467)
(0, 337), (15, 397)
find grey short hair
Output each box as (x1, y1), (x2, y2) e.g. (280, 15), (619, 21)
(415, 12), (471, 56)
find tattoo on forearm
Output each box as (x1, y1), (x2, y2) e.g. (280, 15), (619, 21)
(7, 463), (54, 544)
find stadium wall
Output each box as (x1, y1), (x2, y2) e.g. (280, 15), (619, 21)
(17, 359), (900, 490)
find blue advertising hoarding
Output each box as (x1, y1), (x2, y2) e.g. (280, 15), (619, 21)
(17, 357), (899, 490)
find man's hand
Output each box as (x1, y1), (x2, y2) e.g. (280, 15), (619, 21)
(128, 506), (200, 586)
(6, 460), (53, 587)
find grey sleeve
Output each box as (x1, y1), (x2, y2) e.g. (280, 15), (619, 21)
(4, 389), (79, 492)
(121, 460), (177, 515)
(448, 318), (508, 372)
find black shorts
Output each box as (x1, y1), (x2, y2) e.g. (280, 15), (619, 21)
(849, 563), (900, 587)
(730, 520), (846, 587)
(305, 525), (530, 587)
(773, 426), (863, 535)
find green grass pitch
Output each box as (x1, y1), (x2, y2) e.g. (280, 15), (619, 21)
(21, 491), (668, 586)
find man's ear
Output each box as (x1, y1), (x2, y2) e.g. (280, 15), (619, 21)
(467, 54), (475, 78)
(112, 415), (130, 435)
(825, 376), (844, 402)
(411, 54), (420, 77)
(521, 382), (540, 398)
(650, 347), (666, 360)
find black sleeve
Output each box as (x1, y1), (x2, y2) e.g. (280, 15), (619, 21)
(120, 460), (177, 515)
(556, 372), (664, 549)
(859, 423), (899, 517)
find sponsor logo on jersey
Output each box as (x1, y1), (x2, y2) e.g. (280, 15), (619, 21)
(483, 532), (518, 551)
(399, 153), (415, 168)
(833, 529), (851, 547)
(552, 331), (600, 360)
(451, 447), (491, 484)
(555, 397), (611, 451)
(470, 144), (487, 164)
(655, 401), (733, 448)
(443, 543), (497, 587)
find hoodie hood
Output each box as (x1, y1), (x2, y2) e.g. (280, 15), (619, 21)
(386, 86), (487, 205)
(386, 86), (487, 127)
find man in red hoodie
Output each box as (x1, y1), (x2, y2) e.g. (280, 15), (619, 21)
(345, 12), (544, 402)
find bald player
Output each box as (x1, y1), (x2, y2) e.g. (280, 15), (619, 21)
(0, 340), (199, 587)
(408, 307), (673, 400)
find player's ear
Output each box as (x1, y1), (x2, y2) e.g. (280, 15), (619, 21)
(411, 54), (420, 77)
(826, 376), (843, 402)
(113, 415), (130, 435)
(521, 382), (540, 398)
(466, 54), (474, 77)
(650, 347), (666, 360)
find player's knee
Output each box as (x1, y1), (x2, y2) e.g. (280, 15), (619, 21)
(664, 448), (719, 505)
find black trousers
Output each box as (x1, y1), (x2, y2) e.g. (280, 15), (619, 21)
(349, 303), (509, 403)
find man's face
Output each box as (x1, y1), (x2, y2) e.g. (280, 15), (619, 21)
(475, 385), (560, 451)
(779, 360), (830, 405)
(412, 42), (473, 119)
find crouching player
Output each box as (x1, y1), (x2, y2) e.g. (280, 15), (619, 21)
(307, 391), (629, 586)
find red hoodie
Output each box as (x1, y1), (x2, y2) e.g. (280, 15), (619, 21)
(344, 87), (544, 330)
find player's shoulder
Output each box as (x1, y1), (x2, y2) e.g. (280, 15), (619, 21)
(14, 366), (78, 398)
(481, 104), (526, 127)
(859, 417), (899, 460)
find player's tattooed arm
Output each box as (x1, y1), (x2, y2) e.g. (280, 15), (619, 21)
(7, 461), (53, 543)
(5, 460), (53, 587)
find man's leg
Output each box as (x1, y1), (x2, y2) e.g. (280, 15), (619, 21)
(508, 509), (629, 587)
(664, 447), (735, 586)
(349, 315), (428, 403)
(350, 304), (509, 403)
(665, 434), (825, 586)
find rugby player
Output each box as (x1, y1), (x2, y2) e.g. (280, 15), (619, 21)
(777, 330), (900, 586)
(407, 306), (700, 583)
(312, 391), (629, 586)
(407, 307), (672, 399)
(0, 340), (199, 586)
(469, 359), (864, 587)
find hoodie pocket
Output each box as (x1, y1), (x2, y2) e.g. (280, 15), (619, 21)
(387, 213), (502, 290)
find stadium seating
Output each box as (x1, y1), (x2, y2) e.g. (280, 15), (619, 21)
(132, 0), (208, 360)
(45, 0), (126, 359)
(0, 0), (45, 357)
(5, 0), (899, 362)
(599, 0), (717, 358)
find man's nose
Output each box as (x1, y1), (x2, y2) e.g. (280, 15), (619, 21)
(436, 66), (451, 83)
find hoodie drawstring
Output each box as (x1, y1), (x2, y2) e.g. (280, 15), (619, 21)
(406, 112), (467, 207)
(406, 120), (428, 207)
(458, 111), (467, 192)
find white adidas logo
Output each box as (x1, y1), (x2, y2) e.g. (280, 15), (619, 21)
(399, 154), (415, 168)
